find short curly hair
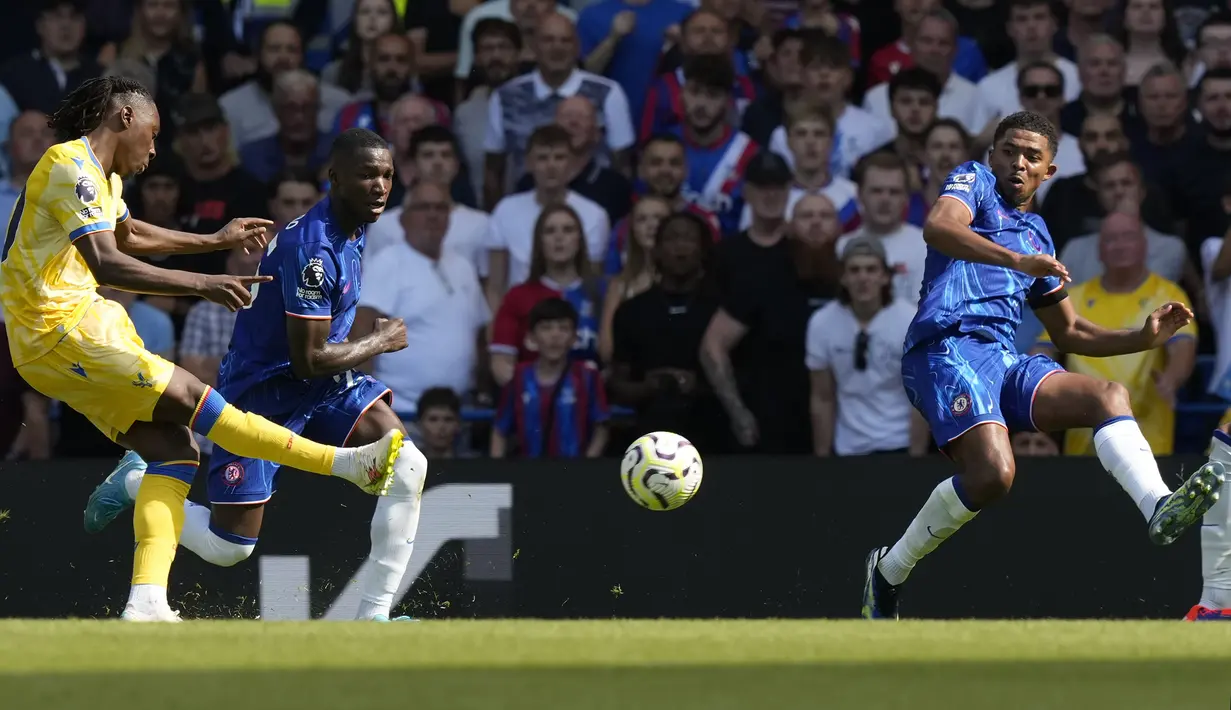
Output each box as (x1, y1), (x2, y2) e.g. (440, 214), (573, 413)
(992, 111), (1059, 158)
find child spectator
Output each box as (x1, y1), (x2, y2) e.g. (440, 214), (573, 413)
(491, 298), (610, 459)
(415, 387), (470, 460)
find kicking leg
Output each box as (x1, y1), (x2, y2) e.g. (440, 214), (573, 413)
(343, 399), (427, 622)
(1032, 372), (1221, 544)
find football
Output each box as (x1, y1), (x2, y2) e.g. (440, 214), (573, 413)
(619, 432), (704, 510)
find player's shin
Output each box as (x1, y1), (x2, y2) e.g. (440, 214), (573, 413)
(124, 468), (256, 567)
(1093, 416), (1171, 520)
(878, 476), (978, 586)
(189, 387), (397, 491)
(355, 443), (428, 620)
(129, 461), (197, 608)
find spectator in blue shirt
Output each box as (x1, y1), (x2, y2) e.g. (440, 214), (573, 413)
(239, 69), (332, 183)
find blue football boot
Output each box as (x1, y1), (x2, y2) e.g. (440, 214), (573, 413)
(84, 450), (146, 534)
(861, 547), (900, 620)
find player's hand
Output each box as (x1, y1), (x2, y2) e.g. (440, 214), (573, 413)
(730, 406), (759, 448)
(373, 317), (409, 353)
(1141, 301), (1194, 349)
(611, 10), (636, 37)
(201, 274), (272, 311)
(216, 218), (275, 254)
(1016, 254), (1070, 283)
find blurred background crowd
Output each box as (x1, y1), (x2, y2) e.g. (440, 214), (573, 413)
(0, 0), (1230, 462)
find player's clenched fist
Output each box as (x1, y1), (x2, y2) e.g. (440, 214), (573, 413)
(200, 274), (272, 311)
(373, 317), (409, 353)
(1016, 253), (1070, 282)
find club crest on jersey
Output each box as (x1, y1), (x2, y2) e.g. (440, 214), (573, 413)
(75, 175), (98, 203)
(951, 393), (972, 416)
(222, 462), (245, 486)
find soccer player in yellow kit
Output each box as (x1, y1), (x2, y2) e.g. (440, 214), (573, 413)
(1, 77), (404, 621)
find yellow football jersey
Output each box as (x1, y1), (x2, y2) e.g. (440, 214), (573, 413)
(1041, 273), (1197, 456)
(0, 138), (129, 367)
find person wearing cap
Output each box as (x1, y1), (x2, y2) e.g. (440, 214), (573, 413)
(806, 236), (927, 457)
(700, 149), (816, 454)
(172, 92), (270, 276)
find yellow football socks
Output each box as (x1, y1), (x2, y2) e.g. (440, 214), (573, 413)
(190, 387), (337, 475)
(130, 466), (193, 586)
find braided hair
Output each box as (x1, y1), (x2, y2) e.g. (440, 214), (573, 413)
(47, 76), (154, 143)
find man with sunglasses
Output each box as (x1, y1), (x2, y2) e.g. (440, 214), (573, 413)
(806, 237), (925, 458)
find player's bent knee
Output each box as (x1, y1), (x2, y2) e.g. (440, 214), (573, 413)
(1099, 380), (1132, 417)
(965, 461), (1015, 504)
(200, 529), (256, 567)
(392, 440), (428, 498)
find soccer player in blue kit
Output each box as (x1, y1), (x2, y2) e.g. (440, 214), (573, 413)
(862, 111), (1225, 619)
(84, 129), (429, 621)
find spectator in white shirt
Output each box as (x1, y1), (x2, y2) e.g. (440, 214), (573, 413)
(807, 237), (927, 457)
(368, 125), (491, 273)
(838, 152), (928, 304)
(354, 181), (492, 415)
(1014, 61), (1086, 204)
(863, 9), (996, 142)
(485, 125), (610, 312)
(745, 104), (860, 231)
(977, 0), (1081, 119)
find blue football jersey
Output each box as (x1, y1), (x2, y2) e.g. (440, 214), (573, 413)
(672, 125), (758, 236)
(904, 161), (1064, 354)
(218, 197), (366, 397)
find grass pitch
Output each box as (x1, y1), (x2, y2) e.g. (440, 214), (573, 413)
(1, 619), (1228, 709)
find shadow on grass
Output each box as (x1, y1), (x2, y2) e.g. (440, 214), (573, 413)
(0, 661), (1227, 710)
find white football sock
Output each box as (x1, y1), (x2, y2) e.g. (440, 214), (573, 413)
(1200, 432), (1231, 609)
(878, 477), (978, 586)
(355, 441), (428, 620)
(123, 466), (255, 567)
(127, 583), (168, 607)
(1093, 417), (1171, 520)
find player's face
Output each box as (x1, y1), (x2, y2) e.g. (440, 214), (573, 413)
(139, 175), (179, 224)
(372, 36), (413, 101)
(534, 16), (578, 74)
(412, 141), (460, 185)
(477, 35), (518, 86)
(529, 144), (571, 190)
(354, 0), (396, 43)
(139, 0), (182, 40)
(418, 406), (460, 452)
(655, 220), (705, 278)
(911, 18), (955, 76)
(1078, 42), (1125, 99)
(1199, 78), (1231, 133)
(1124, 0), (1165, 34)
(858, 167), (908, 231)
(260, 25), (303, 75)
(924, 125), (967, 176)
(746, 182), (789, 221)
(539, 210), (582, 265)
(1008, 3), (1055, 54)
(791, 195), (840, 247)
(682, 12), (729, 55)
(639, 142), (686, 197)
(1018, 68), (1064, 121)
(1078, 114), (1127, 162)
(787, 118), (833, 173)
(988, 128), (1056, 206)
(1095, 162), (1143, 213)
(270, 180), (321, 225)
(118, 103), (159, 177)
(840, 255), (891, 305)
(531, 319), (577, 360)
(1139, 73), (1187, 129)
(682, 84), (729, 133)
(891, 88), (938, 137)
(335, 147), (394, 223)
(632, 199), (670, 252)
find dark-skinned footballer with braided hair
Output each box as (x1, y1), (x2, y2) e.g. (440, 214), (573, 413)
(2, 77), (407, 621)
(860, 110), (1216, 620)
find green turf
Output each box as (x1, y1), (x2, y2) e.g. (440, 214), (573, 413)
(0, 620), (1228, 709)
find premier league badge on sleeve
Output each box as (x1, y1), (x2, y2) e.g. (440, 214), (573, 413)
(301, 258), (325, 288)
(74, 175), (98, 204)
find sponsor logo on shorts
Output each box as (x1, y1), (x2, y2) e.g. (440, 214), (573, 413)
(951, 393), (971, 416)
(222, 462), (245, 486)
(75, 175), (98, 203)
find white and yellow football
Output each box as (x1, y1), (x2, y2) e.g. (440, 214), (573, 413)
(619, 432), (703, 510)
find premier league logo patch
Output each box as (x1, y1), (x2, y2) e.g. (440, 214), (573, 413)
(301, 257), (325, 288)
(74, 175), (98, 204)
(951, 393), (971, 416)
(223, 462), (245, 486)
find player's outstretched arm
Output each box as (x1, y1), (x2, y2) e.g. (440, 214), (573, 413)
(287, 314), (408, 380)
(1034, 297), (1195, 358)
(924, 198), (1070, 282)
(115, 217), (273, 256)
(74, 230), (269, 310)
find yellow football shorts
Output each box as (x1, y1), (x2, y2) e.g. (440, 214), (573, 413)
(15, 298), (175, 441)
